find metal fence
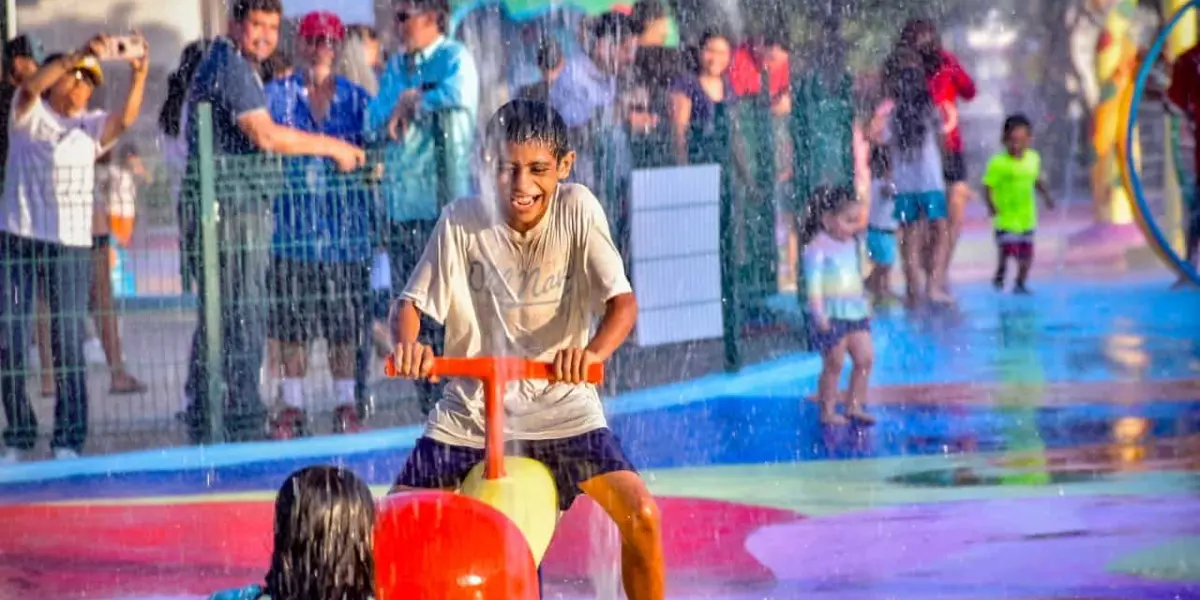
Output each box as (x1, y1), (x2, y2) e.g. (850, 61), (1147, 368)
(2, 77), (855, 454)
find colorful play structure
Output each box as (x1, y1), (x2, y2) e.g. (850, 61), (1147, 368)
(1115, 0), (1200, 284)
(376, 357), (605, 598)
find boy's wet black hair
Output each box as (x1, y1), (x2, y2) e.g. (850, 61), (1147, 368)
(798, 186), (859, 245)
(1003, 113), (1032, 138)
(484, 99), (571, 161)
(265, 466), (375, 600)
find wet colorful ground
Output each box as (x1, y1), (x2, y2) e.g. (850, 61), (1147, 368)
(0, 274), (1197, 599)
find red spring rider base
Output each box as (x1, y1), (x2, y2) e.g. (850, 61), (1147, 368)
(374, 490), (539, 600)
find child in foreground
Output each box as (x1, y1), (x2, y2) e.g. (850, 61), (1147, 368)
(387, 99), (665, 600)
(210, 465), (375, 600)
(801, 187), (876, 426)
(982, 114), (1054, 294)
(865, 145), (901, 306)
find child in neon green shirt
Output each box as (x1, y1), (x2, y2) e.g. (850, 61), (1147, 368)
(982, 114), (1055, 294)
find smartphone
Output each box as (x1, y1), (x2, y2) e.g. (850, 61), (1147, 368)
(98, 36), (145, 61)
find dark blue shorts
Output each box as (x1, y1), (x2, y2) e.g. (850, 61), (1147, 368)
(807, 318), (871, 354)
(395, 428), (637, 511)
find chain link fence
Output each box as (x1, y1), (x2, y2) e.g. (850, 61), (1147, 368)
(3, 71), (854, 453)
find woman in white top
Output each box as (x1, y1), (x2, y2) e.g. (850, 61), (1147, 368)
(0, 36), (150, 463)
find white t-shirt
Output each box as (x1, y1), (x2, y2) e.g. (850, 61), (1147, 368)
(881, 111), (944, 196)
(403, 183), (633, 447)
(1, 96), (109, 247)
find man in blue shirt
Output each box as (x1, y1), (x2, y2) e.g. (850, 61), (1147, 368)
(180, 0), (367, 444)
(265, 11), (374, 436)
(366, 0), (479, 413)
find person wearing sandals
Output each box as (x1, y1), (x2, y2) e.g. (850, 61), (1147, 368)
(801, 187), (876, 426)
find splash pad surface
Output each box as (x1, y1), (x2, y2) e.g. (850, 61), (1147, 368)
(0, 279), (1198, 599)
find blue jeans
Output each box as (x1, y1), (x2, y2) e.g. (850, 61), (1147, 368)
(182, 212), (271, 443)
(0, 233), (92, 452)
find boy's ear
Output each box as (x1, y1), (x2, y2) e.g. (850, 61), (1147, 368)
(557, 151), (576, 181)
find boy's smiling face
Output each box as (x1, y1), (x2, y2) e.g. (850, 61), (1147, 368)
(495, 141), (575, 232)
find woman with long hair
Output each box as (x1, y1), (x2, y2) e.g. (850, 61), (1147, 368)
(668, 29), (735, 165)
(880, 49), (954, 306)
(891, 19), (976, 291)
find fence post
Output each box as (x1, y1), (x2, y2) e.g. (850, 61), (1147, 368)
(432, 111), (452, 209)
(197, 102), (225, 444)
(716, 105), (742, 373)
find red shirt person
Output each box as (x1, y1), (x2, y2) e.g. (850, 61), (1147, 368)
(928, 48), (976, 179)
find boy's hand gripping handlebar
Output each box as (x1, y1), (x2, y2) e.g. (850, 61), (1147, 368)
(383, 356), (604, 480)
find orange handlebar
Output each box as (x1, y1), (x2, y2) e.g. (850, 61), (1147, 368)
(383, 356), (604, 384)
(383, 356), (604, 480)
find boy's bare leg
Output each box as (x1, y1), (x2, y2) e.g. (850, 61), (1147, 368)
(1015, 253), (1034, 294)
(579, 470), (665, 600)
(844, 331), (875, 424)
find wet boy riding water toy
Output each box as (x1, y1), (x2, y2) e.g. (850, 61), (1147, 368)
(378, 356), (603, 598)
(384, 355), (603, 563)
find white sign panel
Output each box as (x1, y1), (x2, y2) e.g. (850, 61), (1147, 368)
(628, 165), (724, 347)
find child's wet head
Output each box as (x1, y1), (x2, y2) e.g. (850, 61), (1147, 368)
(484, 100), (575, 233)
(266, 465), (375, 600)
(816, 186), (863, 242)
(1003, 113), (1032, 157)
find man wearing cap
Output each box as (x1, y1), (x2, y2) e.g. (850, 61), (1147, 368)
(365, 0), (479, 415)
(179, 0), (368, 444)
(0, 35), (149, 462)
(264, 11), (374, 436)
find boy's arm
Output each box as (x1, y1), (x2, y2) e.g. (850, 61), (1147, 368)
(389, 214), (456, 380)
(560, 195), (636, 383)
(981, 157), (999, 216)
(1035, 179), (1055, 209)
(585, 293), (637, 362)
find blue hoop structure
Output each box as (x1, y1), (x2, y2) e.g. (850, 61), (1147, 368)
(1124, 0), (1200, 285)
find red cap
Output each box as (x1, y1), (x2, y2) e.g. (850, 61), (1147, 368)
(298, 11), (345, 41)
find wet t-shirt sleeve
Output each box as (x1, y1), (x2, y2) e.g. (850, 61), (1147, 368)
(578, 187), (632, 306)
(402, 210), (458, 324)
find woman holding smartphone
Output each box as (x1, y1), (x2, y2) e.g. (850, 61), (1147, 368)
(0, 34), (150, 463)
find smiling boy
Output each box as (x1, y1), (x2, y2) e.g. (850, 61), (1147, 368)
(388, 99), (664, 599)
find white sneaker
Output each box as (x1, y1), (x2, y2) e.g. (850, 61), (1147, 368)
(1, 448), (18, 465)
(53, 448), (79, 460)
